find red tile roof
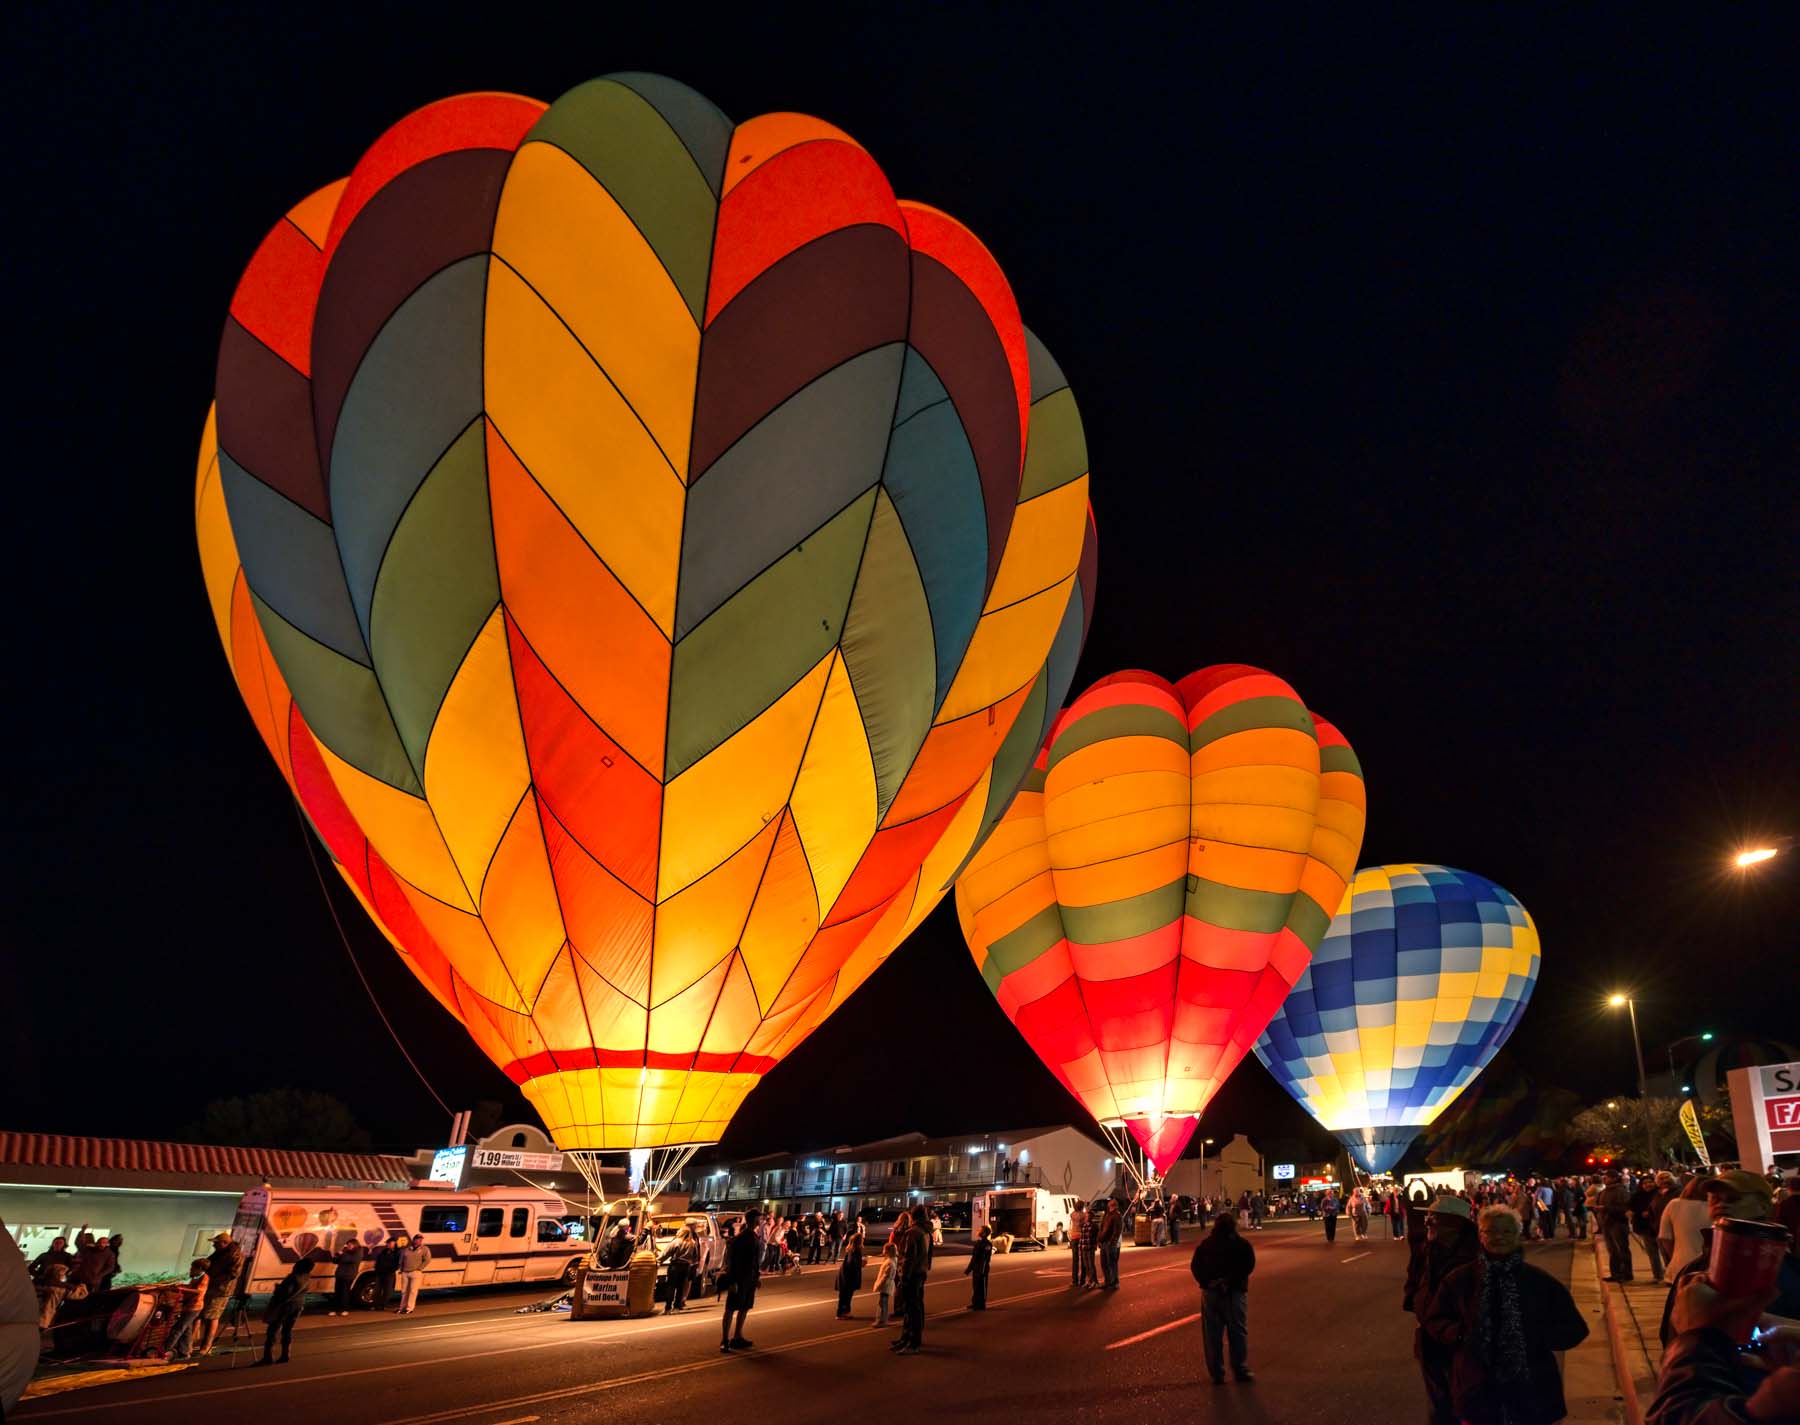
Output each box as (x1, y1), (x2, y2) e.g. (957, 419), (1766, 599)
(0, 1131), (411, 1184)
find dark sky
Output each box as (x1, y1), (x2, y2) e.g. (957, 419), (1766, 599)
(8, 6), (1795, 1163)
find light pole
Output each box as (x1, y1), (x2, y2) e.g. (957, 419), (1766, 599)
(1199, 1138), (1215, 1202)
(1608, 993), (1657, 1165)
(1665, 1031), (1714, 1095)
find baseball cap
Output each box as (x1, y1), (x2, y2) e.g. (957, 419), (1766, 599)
(1700, 1170), (1774, 1205)
(211, 1230), (234, 1243)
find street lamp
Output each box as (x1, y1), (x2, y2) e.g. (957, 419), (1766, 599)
(1199, 1137), (1215, 1198)
(1607, 992), (1656, 1165)
(1734, 847), (1779, 869)
(1666, 1031), (1714, 1097)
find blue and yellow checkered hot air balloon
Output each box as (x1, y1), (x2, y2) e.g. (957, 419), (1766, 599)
(1252, 864), (1540, 1174)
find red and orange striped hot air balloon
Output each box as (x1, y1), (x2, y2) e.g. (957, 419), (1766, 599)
(196, 74), (1097, 1197)
(955, 666), (1365, 1186)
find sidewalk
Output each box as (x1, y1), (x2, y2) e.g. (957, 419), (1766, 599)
(1566, 1230), (1664, 1425)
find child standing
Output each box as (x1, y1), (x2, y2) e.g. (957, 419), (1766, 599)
(163, 1259), (209, 1359)
(965, 1225), (994, 1309)
(871, 1239), (895, 1327)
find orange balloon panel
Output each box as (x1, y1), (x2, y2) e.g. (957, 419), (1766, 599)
(196, 76), (1097, 1149)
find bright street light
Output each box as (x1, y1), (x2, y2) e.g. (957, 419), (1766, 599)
(1734, 847), (1779, 868)
(1607, 993), (1628, 1007)
(1606, 993), (1655, 1164)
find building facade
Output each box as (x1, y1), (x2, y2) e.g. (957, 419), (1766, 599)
(687, 1125), (1117, 1218)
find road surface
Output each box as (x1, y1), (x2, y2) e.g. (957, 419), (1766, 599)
(17, 1223), (1569, 1425)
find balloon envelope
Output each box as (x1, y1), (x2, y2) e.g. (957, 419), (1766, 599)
(1127, 1115), (1200, 1176)
(1253, 864), (1541, 1174)
(956, 666), (1366, 1140)
(197, 75), (1095, 1150)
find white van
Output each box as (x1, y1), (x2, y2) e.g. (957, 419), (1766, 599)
(234, 1184), (587, 1302)
(970, 1188), (1083, 1250)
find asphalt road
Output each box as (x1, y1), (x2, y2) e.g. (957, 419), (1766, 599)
(16, 1224), (1572, 1425)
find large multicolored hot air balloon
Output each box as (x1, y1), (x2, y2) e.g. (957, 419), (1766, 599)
(1253, 864), (1541, 1174)
(195, 73), (1096, 1193)
(955, 666), (1366, 1183)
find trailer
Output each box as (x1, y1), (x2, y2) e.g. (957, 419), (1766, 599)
(970, 1188), (1083, 1251)
(233, 1184), (587, 1303)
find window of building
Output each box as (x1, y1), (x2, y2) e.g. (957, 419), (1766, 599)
(478, 1207), (503, 1238)
(511, 1132), (528, 1148)
(510, 1208), (529, 1238)
(420, 1206), (468, 1234)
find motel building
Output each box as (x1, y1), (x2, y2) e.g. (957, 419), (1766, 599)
(685, 1125), (1118, 1219)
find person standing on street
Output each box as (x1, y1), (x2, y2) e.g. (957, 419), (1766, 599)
(1656, 1178), (1711, 1281)
(329, 1235), (363, 1315)
(834, 1226), (865, 1318)
(719, 1207), (763, 1352)
(371, 1235), (402, 1310)
(666, 1226), (699, 1313)
(965, 1225), (994, 1310)
(1081, 1202), (1100, 1288)
(396, 1234), (430, 1315)
(1351, 1186), (1372, 1242)
(1098, 1198), (1123, 1289)
(195, 1230), (244, 1357)
(1598, 1169), (1634, 1282)
(872, 1238), (896, 1328)
(255, 1260), (312, 1366)
(1405, 1194), (1480, 1425)
(1630, 1174), (1669, 1284)
(893, 1210), (929, 1354)
(1249, 1191), (1265, 1231)
(1321, 1189), (1341, 1245)
(1168, 1196), (1182, 1246)
(162, 1259), (210, 1360)
(828, 1211), (845, 1264)
(1190, 1210), (1256, 1383)
(1424, 1205), (1588, 1424)
(1069, 1204), (1088, 1286)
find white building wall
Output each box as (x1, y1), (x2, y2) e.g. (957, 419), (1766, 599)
(1009, 1127), (1114, 1200)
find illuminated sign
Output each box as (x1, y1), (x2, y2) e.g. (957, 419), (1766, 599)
(429, 1147), (468, 1188)
(1271, 1163), (1295, 1180)
(470, 1149), (565, 1172)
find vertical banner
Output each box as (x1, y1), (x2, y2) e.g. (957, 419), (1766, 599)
(1678, 1099), (1710, 1168)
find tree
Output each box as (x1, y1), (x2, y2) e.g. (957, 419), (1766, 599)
(190, 1090), (372, 1150)
(1568, 1095), (1730, 1168)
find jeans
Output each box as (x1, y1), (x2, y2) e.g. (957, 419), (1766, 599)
(1634, 1230), (1665, 1281)
(1071, 1243), (1083, 1285)
(1101, 1240), (1121, 1288)
(1200, 1285), (1248, 1378)
(334, 1274), (357, 1312)
(398, 1269), (424, 1311)
(166, 1308), (202, 1357)
(1603, 1218), (1633, 1279)
(1323, 1213), (1338, 1243)
(372, 1271), (396, 1309)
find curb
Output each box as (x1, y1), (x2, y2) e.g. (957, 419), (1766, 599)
(1593, 1238), (1645, 1425)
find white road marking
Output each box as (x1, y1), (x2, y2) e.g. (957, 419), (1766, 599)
(1341, 1252), (1372, 1263)
(1105, 1312), (1201, 1349)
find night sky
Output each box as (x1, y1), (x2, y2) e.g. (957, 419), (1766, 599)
(9, 7), (1795, 1163)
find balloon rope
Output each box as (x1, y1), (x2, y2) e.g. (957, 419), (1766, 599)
(292, 798), (453, 1115)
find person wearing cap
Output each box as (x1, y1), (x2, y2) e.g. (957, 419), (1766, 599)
(1404, 1193), (1480, 1425)
(1658, 1169), (1800, 1350)
(1648, 1272), (1800, 1424)
(195, 1230), (244, 1357)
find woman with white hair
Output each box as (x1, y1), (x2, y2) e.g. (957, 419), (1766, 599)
(1424, 1205), (1589, 1424)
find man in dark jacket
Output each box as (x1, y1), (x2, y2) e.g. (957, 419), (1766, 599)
(964, 1226), (993, 1310)
(719, 1209), (762, 1353)
(1190, 1211), (1256, 1383)
(1631, 1175), (1669, 1284)
(1598, 1170), (1634, 1281)
(1425, 1206), (1588, 1425)
(1405, 1194), (1481, 1425)
(256, 1260), (312, 1366)
(1098, 1200), (1123, 1288)
(329, 1237), (363, 1315)
(1647, 1274), (1800, 1425)
(371, 1235), (402, 1310)
(893, 1213), (930, 1354)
